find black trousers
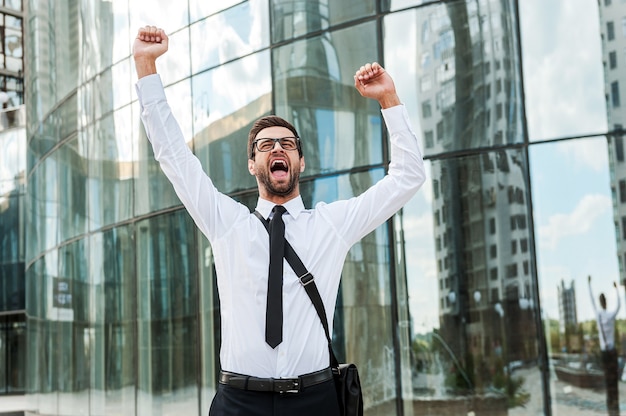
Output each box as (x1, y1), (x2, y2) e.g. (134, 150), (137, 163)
(601, 348), (620, 416)
(208, 378), (341, 416)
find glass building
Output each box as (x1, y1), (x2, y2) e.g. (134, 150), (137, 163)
(19, 0), (623, 415)
(0, 0), (25, 397)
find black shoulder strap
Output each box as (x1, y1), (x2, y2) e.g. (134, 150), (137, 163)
(254, 210), (339, 368)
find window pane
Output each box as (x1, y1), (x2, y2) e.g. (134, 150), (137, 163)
(190, 0), (269, 74)
(271, 0), (375, 42)
(520, 0), (607, 141)
(402, 149), (543, 414)
(88, 107), (134, 230)
(273, 21), (383, 176)
(88, 228), (136, 415)
(530, 137), (619, 416)
(136, 210), (199, 415)
(385, 2), (525, 157)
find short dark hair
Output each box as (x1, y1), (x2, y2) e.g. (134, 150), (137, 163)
(248, 115), (302, 159)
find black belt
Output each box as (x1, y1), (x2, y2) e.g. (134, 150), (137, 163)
(219, 367), (333, 394)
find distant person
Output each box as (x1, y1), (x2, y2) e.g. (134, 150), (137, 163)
(588, 275), (621, 416)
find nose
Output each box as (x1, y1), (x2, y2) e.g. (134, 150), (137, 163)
(270, 140), (284, 152)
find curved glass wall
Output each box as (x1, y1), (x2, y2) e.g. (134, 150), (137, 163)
(22, 0), (620, 415)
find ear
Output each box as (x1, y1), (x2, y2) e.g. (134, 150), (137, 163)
(299, 156), (305, 173)
(248, 159), (256, 176)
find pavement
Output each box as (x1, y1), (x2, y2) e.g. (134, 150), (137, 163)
(510, 367), (626, 416)
(0, 394), (28, 414)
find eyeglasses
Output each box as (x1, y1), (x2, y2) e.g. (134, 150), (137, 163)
(252, 137), (300, 153)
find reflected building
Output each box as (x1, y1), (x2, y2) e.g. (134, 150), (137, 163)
(557, 279), (578, 336)
(412, 0), (537, 384)
(0, 0), (25, 397)
(599, 0), (626, 284)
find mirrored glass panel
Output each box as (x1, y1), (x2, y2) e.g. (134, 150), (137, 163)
(520, 0), (606, 142)
(129, 0), (189, 35)
(190, 0), (269, 74)
(189, 0), (245, 24)
(0, 186), (24, 312)
(57, 136), (88, 243)
(78, 0), (125, 82)
(271, 0), (376, 42)
(0, 127), (25, 189)
(385, 1), (525, 158)
(273, 21), (384, 177)
(401, 150), (543, 415)
(192, 51), (272, 194)
(26, 154), (59, 260)
(88, 227), (136, 415)
(29, 91), (79, 169)
(88, 106), (134, 230)
(136, 210), (199, 415)
(56, 238), (90, 415)
(530, 137), (624, 415)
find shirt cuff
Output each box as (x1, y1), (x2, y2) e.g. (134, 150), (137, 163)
(135, 74), (166, 105)
(381, 104), (412, 135)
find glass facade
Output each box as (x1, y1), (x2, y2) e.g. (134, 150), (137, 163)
(20, 1), (622, 416)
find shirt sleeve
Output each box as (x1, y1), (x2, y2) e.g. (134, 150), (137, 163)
(588, 282), (598, 313)
(318, 104), (426, 246)
(135, 74), (249, 242)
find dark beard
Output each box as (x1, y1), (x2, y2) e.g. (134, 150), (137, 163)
(257, 168), (300, 196)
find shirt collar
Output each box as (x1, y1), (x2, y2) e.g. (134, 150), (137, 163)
(255, 195), (305, 220)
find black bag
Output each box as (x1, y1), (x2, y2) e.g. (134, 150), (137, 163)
(254, 211), (364, 416)
(334, 363), (363, 416)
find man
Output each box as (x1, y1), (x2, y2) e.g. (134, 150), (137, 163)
(133, 25), (425, 415)
(588, 275), (621, 416)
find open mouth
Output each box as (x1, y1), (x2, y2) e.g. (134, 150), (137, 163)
(270, 159), (289, 177)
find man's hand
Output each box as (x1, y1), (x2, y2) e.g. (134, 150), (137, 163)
(133, 26), (169, 79)
(354, 62), (400, 109)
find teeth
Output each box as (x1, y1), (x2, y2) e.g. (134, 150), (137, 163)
(271, 160), (288, 172)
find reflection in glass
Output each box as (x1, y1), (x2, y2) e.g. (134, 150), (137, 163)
(89, 228), (136, 415)
(401, 150), (541, 414)
(529, 138), (622, 416)
(384, 1), (524, 157)
(271, 0), (376, 42)
(88, 107), (134, 230)
(190, 0), (269, 74)
(192, 51), (272, 194)
(273, 21), (383, 177)
(136, 210), (199, 415)
(189, 0), (244, 23)
(57, 136), (88, 244)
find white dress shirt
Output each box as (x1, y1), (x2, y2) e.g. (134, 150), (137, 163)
(589, 282), (621, 351)
(136, 74), (425, 378)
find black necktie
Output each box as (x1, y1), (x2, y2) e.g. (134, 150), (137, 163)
(266, 205), (286, 348)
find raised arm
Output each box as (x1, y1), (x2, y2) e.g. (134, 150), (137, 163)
(354, 62), (400, 109)
(133, 26), (169, 79)
(588, 275), (598, 313)
(612, 281), (621, 316)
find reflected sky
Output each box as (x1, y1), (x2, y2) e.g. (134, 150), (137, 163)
(530, 138), (621, 323)
(520, 0), (607, 141)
